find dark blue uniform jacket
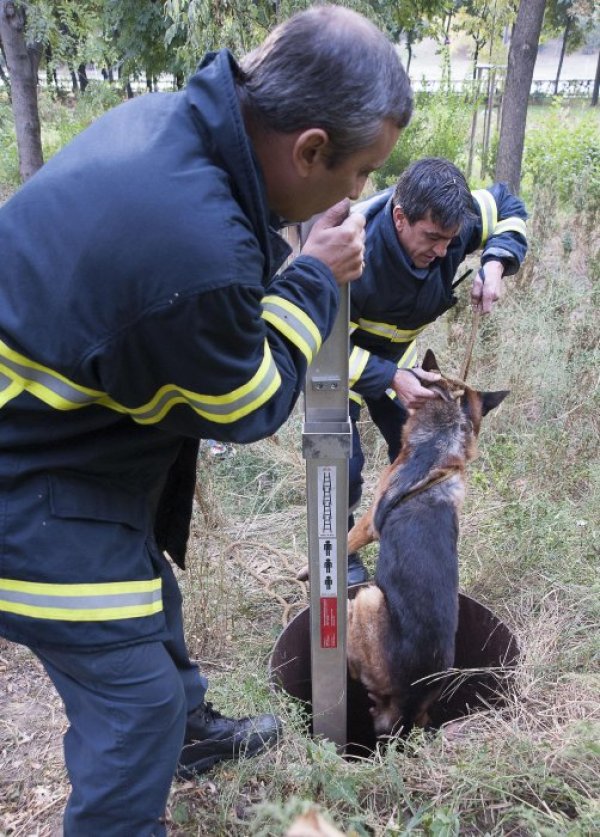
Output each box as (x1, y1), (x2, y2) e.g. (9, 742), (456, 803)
(0, 51), (339, 648)
(348, 186), (528, 400)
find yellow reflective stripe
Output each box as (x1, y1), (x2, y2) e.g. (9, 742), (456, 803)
(349, 346), (370, 388)
(493, 217), (527, 239)
(0, 601), (163, 621)
(0, 337), (116, 412)
(355, 319), (426, 343)
(349, 390), (363, 405)
(261, 295), (322, 363)
(472, 190), (497, 246)
(349, 321), (359, 335)
(386, 340), (418, 400)
(0, 370), (21, 407)
(397, 340), (418, 369)
(129, 341), (281, 425)
(0, 338), (282, 425)
(0, 577), (163, 622)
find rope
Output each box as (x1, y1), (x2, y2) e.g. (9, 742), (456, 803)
(459, 306), (481, 383)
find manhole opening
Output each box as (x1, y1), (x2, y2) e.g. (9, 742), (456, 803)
(270, 591), (519, 758)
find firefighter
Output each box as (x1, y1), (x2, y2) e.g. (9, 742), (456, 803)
(0, 6), (412, 834)
(346, 157), (528, 584)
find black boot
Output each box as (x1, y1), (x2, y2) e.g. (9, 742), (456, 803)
(347, 553), (369, 586)
(177, 703), (281, 779)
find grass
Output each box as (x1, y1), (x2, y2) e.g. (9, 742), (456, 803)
(169, 188), (599, 835)
(0, 93), (598, 836)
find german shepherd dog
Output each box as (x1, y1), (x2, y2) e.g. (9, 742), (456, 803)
(346, 350), (508, 737)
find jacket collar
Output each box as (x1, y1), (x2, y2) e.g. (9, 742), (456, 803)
(185, 50), (290, 277)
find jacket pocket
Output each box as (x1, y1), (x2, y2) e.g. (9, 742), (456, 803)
(48, 472), (148, 531)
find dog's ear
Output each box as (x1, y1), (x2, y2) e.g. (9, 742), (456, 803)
(421, 349), (441, 373)
(480, 390), (510, 416)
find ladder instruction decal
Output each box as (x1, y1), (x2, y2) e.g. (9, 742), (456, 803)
(317, 466), (338, 647)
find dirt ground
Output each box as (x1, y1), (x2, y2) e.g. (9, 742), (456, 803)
(0, 639), (67, 836)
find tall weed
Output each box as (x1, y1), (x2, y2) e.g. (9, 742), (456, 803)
(523, 100), (600, 221)
(372, 87), (472, 188)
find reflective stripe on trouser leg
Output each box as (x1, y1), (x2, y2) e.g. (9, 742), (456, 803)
(31, 641), (187, 837)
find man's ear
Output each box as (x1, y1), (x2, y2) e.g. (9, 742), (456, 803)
(292, 128), (330, 177)
(392, 204), (407, 234)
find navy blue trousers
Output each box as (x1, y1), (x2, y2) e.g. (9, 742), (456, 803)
(349, 396), (409, 514)
(30, 553), (207, 836)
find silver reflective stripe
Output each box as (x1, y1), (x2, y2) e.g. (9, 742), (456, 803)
(261, 296), (321, 362)
(356, 319), (426, 342)
(0, 345), (104, 406)
(0, 336), (281, 425)
(130, 352), (280, 423)
(1, 588), (162, 609)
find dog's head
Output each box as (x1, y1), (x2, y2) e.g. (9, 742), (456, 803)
(421, 348), (509, 440)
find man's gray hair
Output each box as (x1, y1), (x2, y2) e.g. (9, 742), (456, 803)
(238, 5), (412, 166)
(393, 158), (477, 229)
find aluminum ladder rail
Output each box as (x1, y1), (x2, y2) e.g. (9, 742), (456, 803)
(302, 282), (351, 749)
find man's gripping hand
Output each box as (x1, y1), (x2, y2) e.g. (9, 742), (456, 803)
(471, 260), (504, 314)
(301, 200), (366, 286)
(391, 368), (442, 410)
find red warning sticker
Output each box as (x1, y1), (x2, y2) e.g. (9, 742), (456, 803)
(320, 597), (338, 648)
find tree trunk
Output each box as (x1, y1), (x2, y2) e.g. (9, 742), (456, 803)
(495, 0), (546, 194)
(592, 49), (599, 107)
(554, 17), (571, 96)
(406, 38), (413, 76)
(0, 49), (11, 94)
(0, 0), (43, 181)
(78, 63), (88, 93)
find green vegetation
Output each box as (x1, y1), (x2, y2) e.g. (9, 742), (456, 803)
(0, 83), (123, 191)
(372, 91), (473, 188)
(0, 85), (599, 837)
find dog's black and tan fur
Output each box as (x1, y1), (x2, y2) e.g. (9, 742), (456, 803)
(347, 350), (508, 736)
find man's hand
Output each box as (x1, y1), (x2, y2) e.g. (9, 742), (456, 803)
(301, 200), (366, 286)
(391, 368), (442, 410)
(471, 260), (504, 314)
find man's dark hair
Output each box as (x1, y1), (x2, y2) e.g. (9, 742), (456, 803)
(238, 5), (412, 166)
(392, 158), (476, 228)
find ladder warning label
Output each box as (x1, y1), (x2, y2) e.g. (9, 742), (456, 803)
(318, 537), (338, 596)
(317, 466), (336, 537)
(317, 466), (338, 647)
(320, 597), (338, 648)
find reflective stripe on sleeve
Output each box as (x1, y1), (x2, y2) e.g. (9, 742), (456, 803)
(261, 295), (322, 363)
(385, 340), (419, 400)
(0, 337), (282, 425)
(0, 577), (162, 621)
(354, 319), (426, 343)
(493, 217), (527, 239)
(349, 346), (370, 389)
(472, 190), (498, 246)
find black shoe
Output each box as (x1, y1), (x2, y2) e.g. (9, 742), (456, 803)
(176, 702), (282, 779)
(347, 553), (369, 586)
